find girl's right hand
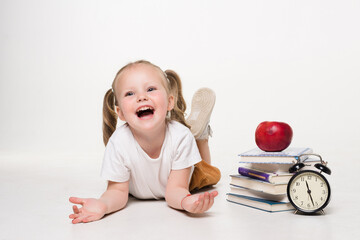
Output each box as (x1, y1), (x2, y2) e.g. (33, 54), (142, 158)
(69, 197), (107, 224)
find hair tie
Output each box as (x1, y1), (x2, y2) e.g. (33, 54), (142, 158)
(181, 194), (191, 210)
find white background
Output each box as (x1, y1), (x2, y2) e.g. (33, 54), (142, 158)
(1, 0), (359, 239)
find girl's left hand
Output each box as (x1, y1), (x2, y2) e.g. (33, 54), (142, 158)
(181, 191), (218, 214)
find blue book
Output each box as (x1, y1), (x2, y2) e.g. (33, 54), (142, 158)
(230, 174), (287, 194)
(229, 184), (288, 202)
(226, 193), (294, 213)
(239, 147), (313, 164)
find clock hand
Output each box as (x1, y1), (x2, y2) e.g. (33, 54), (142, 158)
(306, 181), (315, 206)
(309, 192), (315, 206)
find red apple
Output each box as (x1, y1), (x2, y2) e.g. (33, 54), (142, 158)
(255, 121), (293, 152)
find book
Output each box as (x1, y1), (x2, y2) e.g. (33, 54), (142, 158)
(239, 147), (313, 164)
(226, 193), (294, 213)
(242, 161), (318, 173)
(238, 166), (293, 184)
(229, 184), (288, 202)
(243, 163), (294, 173)
(230, 174), (287, 195)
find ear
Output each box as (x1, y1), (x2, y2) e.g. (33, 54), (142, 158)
(116, 106), (126, 121)
(167, 95), (175, 111)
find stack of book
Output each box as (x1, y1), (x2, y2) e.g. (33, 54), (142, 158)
(226, 147), (313, 213)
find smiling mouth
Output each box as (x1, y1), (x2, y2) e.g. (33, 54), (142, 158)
(136, 106), (154, 118)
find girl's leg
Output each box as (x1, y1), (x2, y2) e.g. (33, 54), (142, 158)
(187, 88), (220, 191)
(187, 87), (216, 165)
(196, 139), (211, 164)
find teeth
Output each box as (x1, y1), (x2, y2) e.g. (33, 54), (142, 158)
(137, 106), (154, 112)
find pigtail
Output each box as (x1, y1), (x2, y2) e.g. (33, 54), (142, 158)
(102, 89), (118, 146)
(165, 70), (190, 129)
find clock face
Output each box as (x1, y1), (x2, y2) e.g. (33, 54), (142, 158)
(287, 170), (331, 213)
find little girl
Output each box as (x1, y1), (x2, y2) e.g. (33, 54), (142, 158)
(69, 60), (221, 224)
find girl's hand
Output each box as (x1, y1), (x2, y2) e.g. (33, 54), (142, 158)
(181, 191), (218, 214)
(69, 197), (107, 224)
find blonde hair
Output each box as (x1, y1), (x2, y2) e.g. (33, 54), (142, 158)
(102, 60), (189, 146)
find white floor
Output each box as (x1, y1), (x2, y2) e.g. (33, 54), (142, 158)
(0, 150), (358, 240)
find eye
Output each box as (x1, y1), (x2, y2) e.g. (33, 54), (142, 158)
(147, 87), (156, 92)
(125, 91), (134, 97)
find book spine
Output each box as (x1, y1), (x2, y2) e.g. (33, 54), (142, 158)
(238, 167), (271, 183)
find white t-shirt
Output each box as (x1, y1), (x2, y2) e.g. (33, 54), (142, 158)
(101, 121), (202, 199)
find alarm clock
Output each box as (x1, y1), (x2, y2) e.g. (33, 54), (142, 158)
(287, 153), (331, 214)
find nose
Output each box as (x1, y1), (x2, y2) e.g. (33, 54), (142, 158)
(137, 93), (148, 102)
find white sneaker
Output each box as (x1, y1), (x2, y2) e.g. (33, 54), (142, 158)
(186, 88), (216, 139)
(197, 124), (213, 140)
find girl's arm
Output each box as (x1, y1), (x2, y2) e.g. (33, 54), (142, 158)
(165, 167), (218, 213)
(69, 181), (129, 224)
(100, 180), (129, 213)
